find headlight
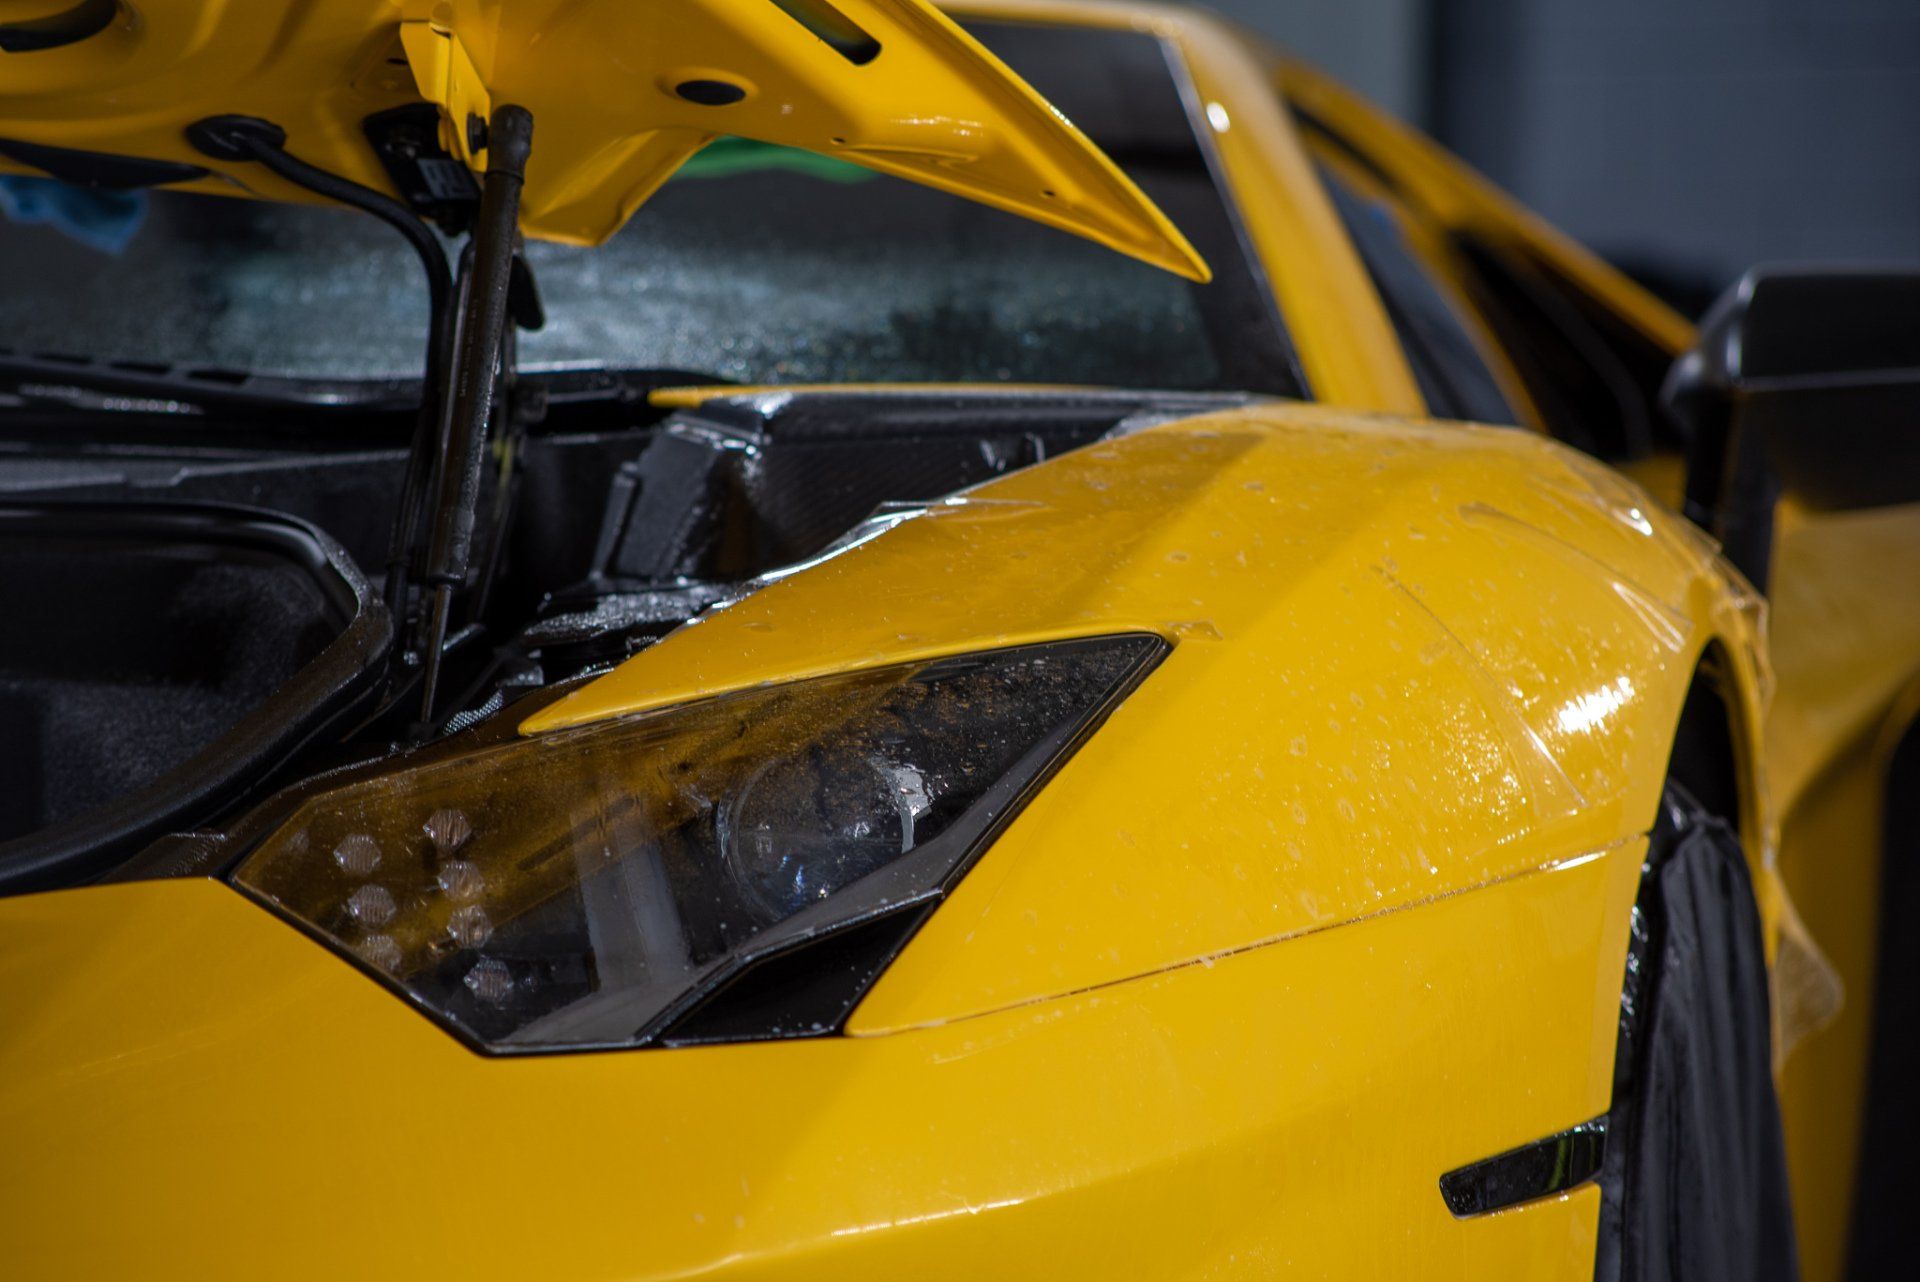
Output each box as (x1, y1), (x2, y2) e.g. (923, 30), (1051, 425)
(233, 635), (1162, 1053)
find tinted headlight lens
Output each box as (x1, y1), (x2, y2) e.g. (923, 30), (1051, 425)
(233, 635), (1161, 1052)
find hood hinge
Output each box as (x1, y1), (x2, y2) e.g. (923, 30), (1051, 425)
(399, 18), (494, 170)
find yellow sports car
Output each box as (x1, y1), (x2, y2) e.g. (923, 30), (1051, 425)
(2, 3), (1916, 1278)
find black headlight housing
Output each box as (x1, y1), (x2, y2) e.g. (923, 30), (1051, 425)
(233, 635), (1164, 1053)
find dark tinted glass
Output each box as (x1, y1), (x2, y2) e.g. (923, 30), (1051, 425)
(1317, 163), (1518, 425)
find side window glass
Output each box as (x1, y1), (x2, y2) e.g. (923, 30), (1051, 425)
(1448, 232), (1670, 460)
(1316, 164), (1519, 426)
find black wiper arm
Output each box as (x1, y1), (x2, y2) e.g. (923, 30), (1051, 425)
(525, 366), (740, 407)
(0, 353), (745, 423)
(0, 349), (422, 418)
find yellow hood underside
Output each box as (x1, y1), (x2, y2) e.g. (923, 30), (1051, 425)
(0, 0), (1207, 277)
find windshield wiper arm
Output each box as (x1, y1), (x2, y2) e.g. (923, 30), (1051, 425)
(0, 349), (422, 418)
(0, 353), (751, 423)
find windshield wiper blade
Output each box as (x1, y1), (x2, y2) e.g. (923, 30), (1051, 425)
(0, 348), (422, 418)
(526, 366), (740, 407)
(0, 353), (742, 423)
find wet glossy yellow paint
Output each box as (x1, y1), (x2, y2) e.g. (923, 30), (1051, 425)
(1766, 500), (1920, 1280)
(529, 400), (1772, 1032)
(3, 2), (1911, 1276)
(0, 395), (1778, 1278)
(0, 846), (1638, 1279)
(1203, 42), (1920, 1274)
(0, 0), (1205, 276)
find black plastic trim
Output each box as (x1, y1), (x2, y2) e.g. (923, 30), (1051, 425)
(1440, 1118), (1608, 1217)
(1667, 266), (1920, 591)
(0, 136), (205, 189)
(362, 105), (481, 235)
(659, 901), (937, 1045)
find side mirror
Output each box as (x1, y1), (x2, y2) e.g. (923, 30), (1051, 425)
(1664, 265), (1920, 590)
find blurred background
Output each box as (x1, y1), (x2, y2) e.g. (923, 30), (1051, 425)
(1191, 0), (1920, 316)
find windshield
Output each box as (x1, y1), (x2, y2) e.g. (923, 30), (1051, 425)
(0, 23), (1297, 396)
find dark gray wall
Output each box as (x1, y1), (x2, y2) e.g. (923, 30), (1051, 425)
(1428, 0), (1920, 293)
(1200, 0), (1431, 121)
(1132, 1), (1920, 301)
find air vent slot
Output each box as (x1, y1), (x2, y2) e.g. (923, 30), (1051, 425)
(767, 0), (882, 66)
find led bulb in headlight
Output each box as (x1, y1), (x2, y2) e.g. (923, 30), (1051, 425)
(233, 635), (1162, 1052)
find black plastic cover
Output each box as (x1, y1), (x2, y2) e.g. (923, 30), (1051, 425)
(361, 105), (482, 235)
(1666, 266), (1920, 588)
(1440, 1118), (1607, 1217)
(594, 390), (1245, 585)
(0, 136), (208, 189)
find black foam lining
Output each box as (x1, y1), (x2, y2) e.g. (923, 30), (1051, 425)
(0, 544), (339, 842)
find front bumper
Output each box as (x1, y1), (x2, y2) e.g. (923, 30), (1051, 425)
(0, 855), (1634, 1280)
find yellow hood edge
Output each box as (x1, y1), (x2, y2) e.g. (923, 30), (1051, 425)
(0, 0), (1209, 279)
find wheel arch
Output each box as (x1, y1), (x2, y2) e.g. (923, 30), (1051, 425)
(1665, 637), (1749, 828)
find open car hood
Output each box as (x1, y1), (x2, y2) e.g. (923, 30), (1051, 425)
(0, 0), (1207, 279)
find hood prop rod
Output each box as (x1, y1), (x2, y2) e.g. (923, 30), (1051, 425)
(414, 104), (535, 733)
(183, 115), (455, 620)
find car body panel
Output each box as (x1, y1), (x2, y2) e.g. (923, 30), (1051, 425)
(0, 845), (1637, 1280)
(0, 0), (1206, 277)
(1767, 500), (1920, 817)
(1175, 39), (1920, 1275)
(1765, 497), (1920, 1281)
(524, 399), (1771, 1029)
